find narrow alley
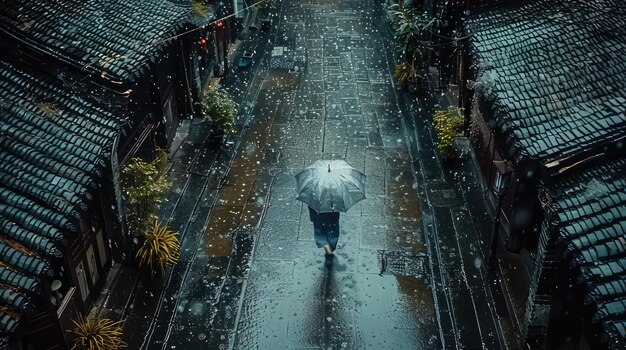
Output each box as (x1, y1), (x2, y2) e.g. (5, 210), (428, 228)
(92, 0), (508, 348)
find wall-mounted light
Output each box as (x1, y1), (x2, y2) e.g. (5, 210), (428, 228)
(50, 280), (63, 307)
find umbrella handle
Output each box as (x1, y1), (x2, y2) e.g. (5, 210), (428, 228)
(328, 164), (331, 172)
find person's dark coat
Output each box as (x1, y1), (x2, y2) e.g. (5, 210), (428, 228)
(309, 206), (340, 249)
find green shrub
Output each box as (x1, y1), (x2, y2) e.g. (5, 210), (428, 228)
(387, 4), (437, 62)
(433, 107), (464, 161)
(122, 158), (170, 237)
(154, 146), (168, 174)
(201, 87), (238, 135)
(387, 4), (438, 88)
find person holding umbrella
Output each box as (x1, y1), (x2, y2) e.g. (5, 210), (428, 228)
(309, 205), (340, 258)
(295, 160), (366, 264)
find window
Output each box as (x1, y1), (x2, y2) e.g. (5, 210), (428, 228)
(75, 262), (89, 302)
(86, 245), (99, 285)
(96, 230), (108, 267)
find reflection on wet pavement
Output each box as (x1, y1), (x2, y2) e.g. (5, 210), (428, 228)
(205, 71), (300, 258)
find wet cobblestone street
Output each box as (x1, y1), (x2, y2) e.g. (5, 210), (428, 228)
(231, 0), (442, 347)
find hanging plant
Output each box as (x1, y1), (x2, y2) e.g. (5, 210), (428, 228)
(122, 158), (170, 237)
(192, 0), (208, 17)
(68, 315), (126, 350)
(433, 107), (464, 161)
(201, 87), (238, 135)
(136, 220), (180, 274)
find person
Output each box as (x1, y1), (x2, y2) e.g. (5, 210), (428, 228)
(308, 206), (340, 263)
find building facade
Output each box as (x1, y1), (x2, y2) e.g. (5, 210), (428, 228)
(439, 0), (626, 347)
(0, 0), (239, 347)
(0, 58), (125, 349)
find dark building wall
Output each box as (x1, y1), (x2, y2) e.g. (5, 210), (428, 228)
(119, 36), (204, 155)
(468, 97), (519, 236)
(175, 37), (197, 120)
(11, 310), (67, 350)
(101, 136), (129, 262)
(467, 88), (545, 251)
(183, 27), (218, 117)
(190, 27), (216, 102)
(521, 202), (601, 350)
(120, 72), (160, 166)
(154, 43), (184, 147)
(213, 21), (229, 77)
(523, 218), (565, 349)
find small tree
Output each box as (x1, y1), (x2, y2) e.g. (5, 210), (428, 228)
(122, 158), (170, 237)
(388, 4), (437, 85)
(201, 87), (238, 135)
(68, 315), (126, 350)
(433, 107), (464, 161)
(136, 220), (180, 274)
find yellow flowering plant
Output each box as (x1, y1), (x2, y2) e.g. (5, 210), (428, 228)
(433, 107), (464, 161)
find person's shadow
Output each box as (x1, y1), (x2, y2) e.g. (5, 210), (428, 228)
(310, 255), (351, 348)
(298, 251), (353, 348)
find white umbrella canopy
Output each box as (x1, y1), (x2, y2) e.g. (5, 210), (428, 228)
(295, 160), (366, 213)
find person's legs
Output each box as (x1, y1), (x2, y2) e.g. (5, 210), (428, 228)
(323, 244), (334, 267)
(327, 229), (339, 253)
(323, 244), (333, 255)
(325, 230), (338, 268)
(314, 225), (333, 256)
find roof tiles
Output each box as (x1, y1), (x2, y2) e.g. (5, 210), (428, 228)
(547, 158), (626, 345)
(0, 58), (127, 333)
(467, 0), (626, 167)
(0, 0), (195, 80)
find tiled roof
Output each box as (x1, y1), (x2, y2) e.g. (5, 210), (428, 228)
(547, 158), (626, 346)
(467, 0), (626, 167)
(0, 59), (127, 334)
(0, 0), (196, 80)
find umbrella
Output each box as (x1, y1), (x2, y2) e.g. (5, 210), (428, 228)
(295, 160), (366, 213)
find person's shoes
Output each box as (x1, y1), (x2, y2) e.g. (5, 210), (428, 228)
(325, 253), (334, 267)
